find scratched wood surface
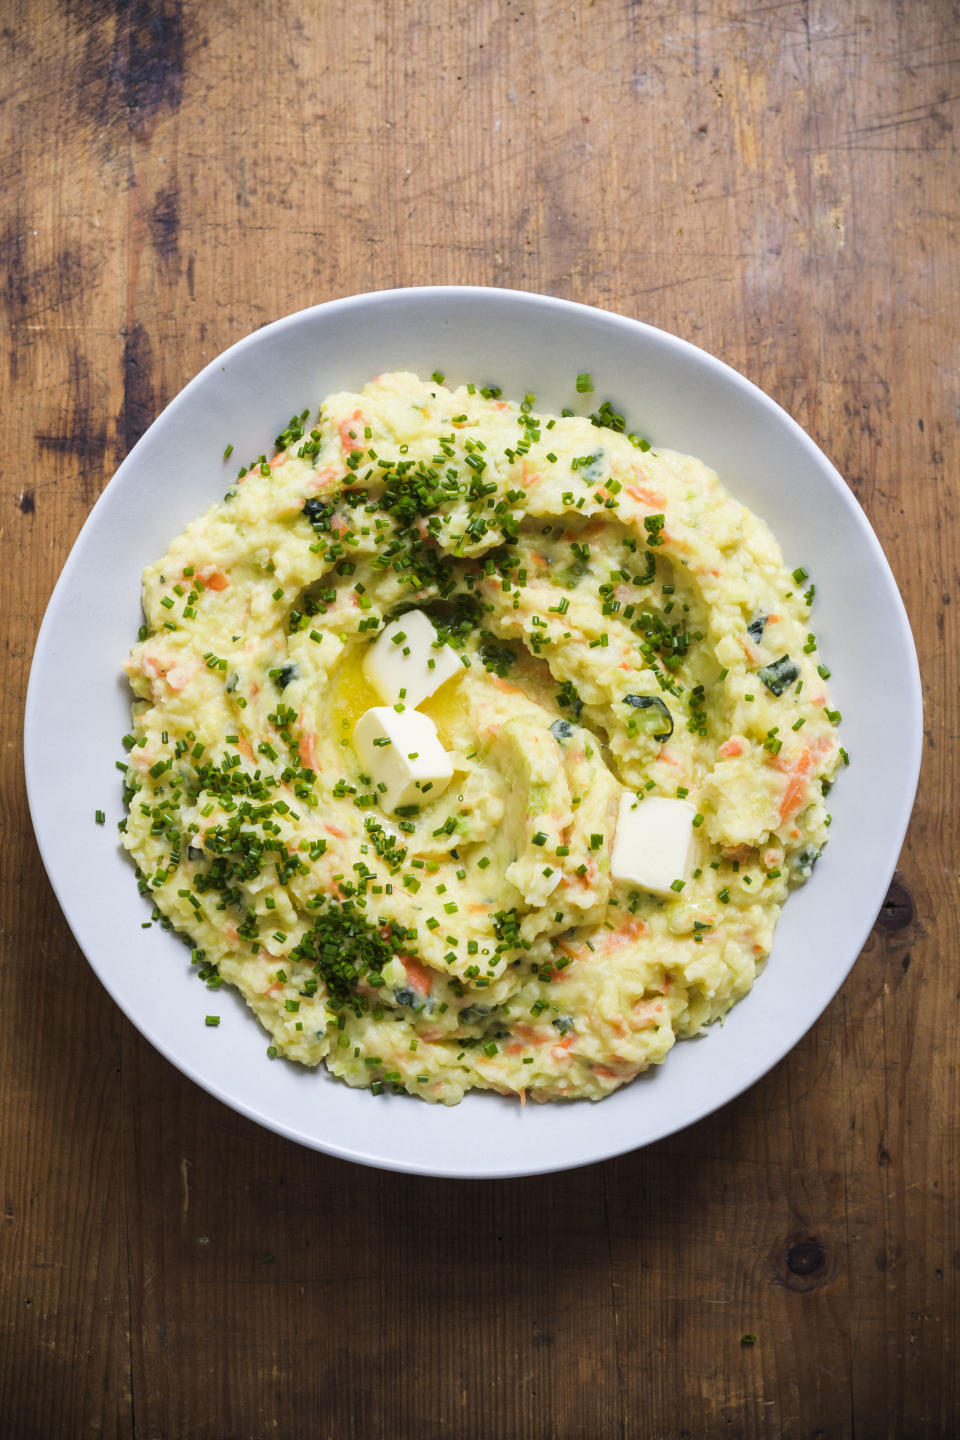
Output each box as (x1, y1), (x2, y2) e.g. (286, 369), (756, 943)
(2, 1), (957, 1436)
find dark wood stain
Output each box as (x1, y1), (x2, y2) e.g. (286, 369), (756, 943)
(0, 232), (92, 391)
(71, 0), (184, 141)
(121, 0), (184, 139)
(0, 225), (29, 329)
(18, 491), (35, 514)
(30, 349), (110, 502)
(34, 429), (107, 463)
(149, 182), (180, 266)
(0, 239), (88, 329)
(120, 321), (156, 456)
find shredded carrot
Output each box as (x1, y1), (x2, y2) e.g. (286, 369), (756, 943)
(559, 857), (598, 890)
(631, 999), (664, 1028)
(617, 916), (649, 942)
(165, 662), (194, 692)
(719, 737), (744, 758)
(198, 565), (229, 591)
(338, 410), (366, 453)
(777, 748), (813, 823)
(298, 728), (318, 771)
(550, 1034), (575, 1063)
(402, 957), (433, 995)
(307, 464), (341, 493)
(625, 482), (666, 508)
(506, 1024), (554, 1056)
(572, 916), (649, 960)
(773, 734), (829, 775)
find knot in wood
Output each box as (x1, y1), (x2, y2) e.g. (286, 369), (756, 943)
(786, 1240), (826, 1276)
(875, 873), (914, 932)
(773, 1233), (837, 1292)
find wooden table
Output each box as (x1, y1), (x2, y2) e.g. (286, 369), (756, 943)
(3, 2), (956, 1435)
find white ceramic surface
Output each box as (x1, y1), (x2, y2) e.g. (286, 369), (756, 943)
(24, 287), (922, 1178)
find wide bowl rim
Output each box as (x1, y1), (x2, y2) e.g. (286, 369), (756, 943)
(24, 285), (923, 1178)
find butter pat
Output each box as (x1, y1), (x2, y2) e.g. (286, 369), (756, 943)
(611, 794), (697, 898)
(354, 706), (453, 813)
(363, 610), (463, 709)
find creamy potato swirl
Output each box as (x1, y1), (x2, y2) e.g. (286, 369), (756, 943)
(121, 372), (842, 1103)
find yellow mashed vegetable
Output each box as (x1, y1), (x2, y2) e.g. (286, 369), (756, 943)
(121, 370), (842, 1104)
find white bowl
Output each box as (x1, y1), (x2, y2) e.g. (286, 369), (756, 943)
(25, 287), (922, 1177)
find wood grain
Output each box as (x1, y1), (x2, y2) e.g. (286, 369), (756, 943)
(2, 1), (957, 1435)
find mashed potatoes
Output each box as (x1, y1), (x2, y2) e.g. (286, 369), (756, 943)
(120, 371), (842, 1104)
